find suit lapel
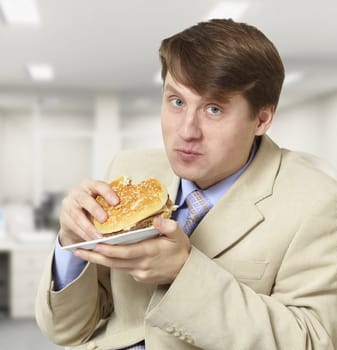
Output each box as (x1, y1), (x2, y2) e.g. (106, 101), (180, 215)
(166, 174), (180, 203)
(190, 195), (264, 258)
(147, 136), (282, 312)
(190, 135), (282, 258)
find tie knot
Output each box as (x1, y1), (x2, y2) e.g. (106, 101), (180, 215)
(183, 190), (212, 235)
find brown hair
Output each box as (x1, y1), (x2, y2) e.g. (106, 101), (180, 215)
(159, 18), (285, 114)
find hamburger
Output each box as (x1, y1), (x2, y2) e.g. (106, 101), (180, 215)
(93, 176), (176, 236)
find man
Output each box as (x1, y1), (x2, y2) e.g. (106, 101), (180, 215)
(35, 18), (337, 349)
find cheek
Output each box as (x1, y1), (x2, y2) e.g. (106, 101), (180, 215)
(161, 112), (177, 137)
(204, 126), (234, 148)
(216, 119), (256, 142)
(161, 114), (174, 145)
(203, 123), (253, 159)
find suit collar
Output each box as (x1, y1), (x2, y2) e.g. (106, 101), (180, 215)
(189, 135), (282, 257)
(166, 174), (180, 204)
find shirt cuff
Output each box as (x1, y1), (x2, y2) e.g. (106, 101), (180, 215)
(52, 235), (88, 291)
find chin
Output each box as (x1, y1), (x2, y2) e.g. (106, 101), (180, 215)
(172, 166), (200, 182)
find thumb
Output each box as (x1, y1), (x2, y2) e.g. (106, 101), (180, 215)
(153, 216), (181, 238)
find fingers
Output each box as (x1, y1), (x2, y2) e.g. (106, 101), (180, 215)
(69, 187), (107, 223)
(61, 205), (99, 242)
(74, 248), (143, 270)
(81, 179), (119, 206)
(153, 217), (191, 255)
(70, 179), (119, 222)
(59, 179), (119, 245)
(75, 222), (191, 284)
(93, 239), (156, 260)
(75, 242), (158, 282)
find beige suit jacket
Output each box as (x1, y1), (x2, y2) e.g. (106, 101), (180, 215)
(35, 135), (337, 350)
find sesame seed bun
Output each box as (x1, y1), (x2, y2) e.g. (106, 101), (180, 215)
(93, 176), (175, 235)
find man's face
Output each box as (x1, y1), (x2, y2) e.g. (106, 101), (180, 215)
(161, 72), (271, 189)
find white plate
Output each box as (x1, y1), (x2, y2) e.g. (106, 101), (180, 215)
(61, 227), (160, 252)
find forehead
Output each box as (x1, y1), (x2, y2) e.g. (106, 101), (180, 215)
(163, 72), (234, 104)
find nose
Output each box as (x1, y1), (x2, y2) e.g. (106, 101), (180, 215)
(178, 108), (202, 140)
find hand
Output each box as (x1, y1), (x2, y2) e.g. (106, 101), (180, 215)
(74, 217), (191, 285)
(59, 179), (119, 246)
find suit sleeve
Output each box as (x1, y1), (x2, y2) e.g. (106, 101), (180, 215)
(145, 193), (337, 349)
(35, 250), (113, 346)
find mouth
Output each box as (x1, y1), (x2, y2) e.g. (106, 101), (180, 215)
(175, 148), (202, 161)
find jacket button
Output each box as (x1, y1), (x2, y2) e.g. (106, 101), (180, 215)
(165, 325), (175, 333)
(87, 341), (97, 350)
(186, 336), (194, 345)
(173, 330), (181, 337)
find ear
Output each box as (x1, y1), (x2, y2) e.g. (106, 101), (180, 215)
(255, 105), (274, 136)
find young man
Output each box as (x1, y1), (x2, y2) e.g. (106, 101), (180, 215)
(35, 19), (337, 349)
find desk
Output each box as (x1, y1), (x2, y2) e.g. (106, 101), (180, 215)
(0, 233), (55, 318)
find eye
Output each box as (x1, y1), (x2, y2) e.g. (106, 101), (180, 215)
(206, 105), (222, 116)
(170, 98), (184, 108)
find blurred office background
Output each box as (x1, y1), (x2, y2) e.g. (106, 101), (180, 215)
(0, 0), (336, 349)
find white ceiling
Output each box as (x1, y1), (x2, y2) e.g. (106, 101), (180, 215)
(0, 0), (337, 115)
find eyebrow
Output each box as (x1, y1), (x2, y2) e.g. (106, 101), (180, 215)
(163, 83), (183, 95)
(164, 82), (233, 105)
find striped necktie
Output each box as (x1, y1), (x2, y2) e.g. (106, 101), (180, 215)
(183, 190), (212, 235)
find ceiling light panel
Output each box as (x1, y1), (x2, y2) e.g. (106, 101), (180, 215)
(205, 2), (249, 21)
(284, 72), (304, 86)
(0, 0), (40, 25)
(27, 64), (55, 81)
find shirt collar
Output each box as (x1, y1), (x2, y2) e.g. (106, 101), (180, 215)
(176, 139), (258, 207)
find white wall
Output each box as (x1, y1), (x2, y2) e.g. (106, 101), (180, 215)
(0, 109), (93, 205)
(269, 91), (337, 168)
(93, 94), (121, 179)
(38, 110), (94, 196)
(0, 113), (5, 201)
(121, 112), (163, 150)
(0, 111), (34, 203)
(0, 113), (3, 189)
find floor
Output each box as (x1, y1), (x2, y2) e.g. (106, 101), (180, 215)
(0, 314), (63, 350)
